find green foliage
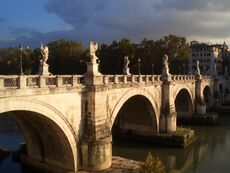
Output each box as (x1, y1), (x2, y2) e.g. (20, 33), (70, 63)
(0, 47), (38, 75)
(0, 35), (190, 75)
(98, 35), (189, 75)
(174, 126), (193, 136)
(135, 35), (189, 74)
(98, 38), (136, 74)
(48, 39), (86, 74)
(142, 152), (166, 173)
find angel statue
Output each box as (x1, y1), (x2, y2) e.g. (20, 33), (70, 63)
(163, 54), (169, 69)
(123, 56), (130, 74)
(40, 43), (49, 65)
(124, 56), (130, 69)
(89, 41), (99, 64)
(196, 60), (201, 75)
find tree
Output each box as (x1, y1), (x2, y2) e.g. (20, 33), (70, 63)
(158, 35), (189, 74)
(98, 38), (136, 74)
(0, 35), (190, 75)
(135, 35), (189, 74)
(47, 39), (86, 74)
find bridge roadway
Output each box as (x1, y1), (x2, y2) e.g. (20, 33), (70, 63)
(0, 73), (225, 172)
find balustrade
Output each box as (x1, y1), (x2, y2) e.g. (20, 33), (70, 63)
(0, 75), (84, 89)
(0, 74), (211, 90)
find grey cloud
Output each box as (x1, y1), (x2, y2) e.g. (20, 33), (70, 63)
(2, 0), (230, 48)
(43, 0), (230, 40)
(45, 0), (105, 28)
(156, 0), (230, 11)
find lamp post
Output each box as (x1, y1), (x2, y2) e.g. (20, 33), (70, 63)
(18, 45), (29, 75)
(183, 63), (185, 75)
(138, 58), (141, 75)
(152, 63), (155, 75)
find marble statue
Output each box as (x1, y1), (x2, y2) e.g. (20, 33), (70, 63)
(124, 56), (129, 69)
(196, 60), (201, 75)
(163, 54), (169, 69)
(40, 43), (49, 65)
(89, 41), (98, 64)
(161, 54), (171, 77)
(123, 56), (130, 75)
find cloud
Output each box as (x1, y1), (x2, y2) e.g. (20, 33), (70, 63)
(2, 0), (230, 47)
(155, 0), (230, 11)
(44, 0), (230, 42)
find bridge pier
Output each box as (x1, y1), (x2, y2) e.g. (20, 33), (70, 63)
(195, 75), (207, 115)
(79, 136), (112, 171)
(160, 68), (177, 133)
(79, 59), (112, 171)
(79, 82), (112, 171)
(213, 77), (222, 108)
(159, 112), (177, 133)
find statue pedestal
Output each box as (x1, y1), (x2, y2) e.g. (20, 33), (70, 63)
(39, 64), (50, 76)
(86, 62), (101, 76)
(123, 68), (130, 75)
(161, 67), (171, 81)
(85, 62), (103, 85)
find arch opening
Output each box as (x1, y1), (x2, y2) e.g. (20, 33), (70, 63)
(203, 86), (213, 110)
(112, 95), (157, 137)
(0, 110), (75, 172)
(175, 89), (193, 118)
(219, 83), (224, 96)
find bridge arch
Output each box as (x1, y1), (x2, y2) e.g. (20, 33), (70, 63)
(0, 98), (77, 172)
(109, 88), (159, 133)
(203, 85), (213, 109)
(174, 88), (194, 118)
(218, 82), (224, 96)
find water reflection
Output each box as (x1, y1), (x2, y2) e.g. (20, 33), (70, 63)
(1, 115), (230, 173)
(113, 116), (230, 173)
(0, 116), (24, 173)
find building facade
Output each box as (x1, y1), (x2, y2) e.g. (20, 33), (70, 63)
(188, 41), (228, 75)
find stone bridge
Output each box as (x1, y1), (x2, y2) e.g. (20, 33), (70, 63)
(0, 42), (228, 172)
(0, 71), (226, 172)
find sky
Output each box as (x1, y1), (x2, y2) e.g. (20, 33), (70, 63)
(1, 0), (230, 48)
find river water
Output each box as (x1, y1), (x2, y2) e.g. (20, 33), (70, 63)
(1, 115), (230, 173)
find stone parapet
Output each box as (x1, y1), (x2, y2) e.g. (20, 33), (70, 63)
(0, 75), (84, 90)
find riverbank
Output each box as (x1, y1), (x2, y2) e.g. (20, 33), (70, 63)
(79, 156), (143, 173)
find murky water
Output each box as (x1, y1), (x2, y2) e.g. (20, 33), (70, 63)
(0, 116), (24, 173)
(1, 115), (230, 173)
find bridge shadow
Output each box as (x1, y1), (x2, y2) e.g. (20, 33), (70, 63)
(0, 111), (75, 173)
(112, 95), (157, 138)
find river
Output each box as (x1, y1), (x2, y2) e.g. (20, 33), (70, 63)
(1, 114), (230, 173)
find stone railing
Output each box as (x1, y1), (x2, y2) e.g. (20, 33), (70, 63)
(0, 75), (84, 89)
(0, 74), (213, 90)
(103, 75), (162, 84)
(171, 75), (195, 81)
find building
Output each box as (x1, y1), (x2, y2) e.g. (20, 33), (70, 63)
(188, 41), (228, 75)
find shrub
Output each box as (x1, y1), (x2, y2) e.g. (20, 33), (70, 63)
(142, 152), (166, 173)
